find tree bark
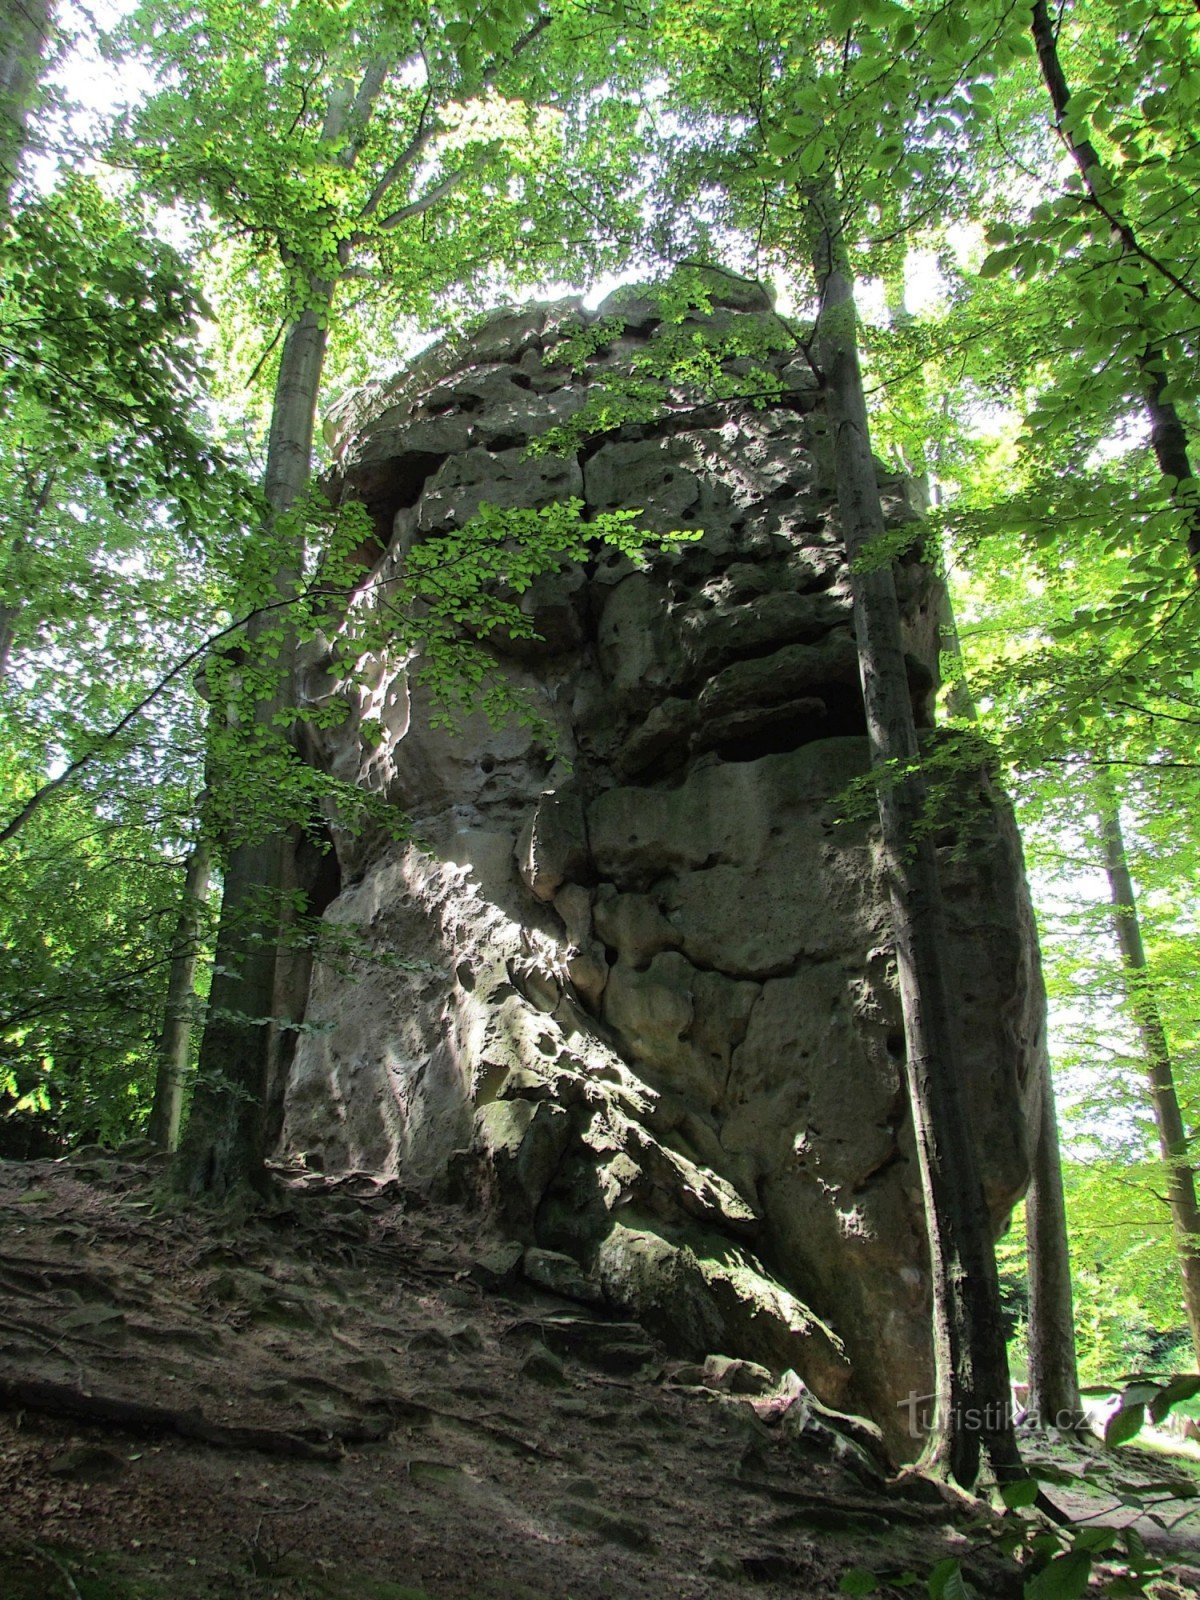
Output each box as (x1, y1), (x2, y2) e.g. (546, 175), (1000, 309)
(925, 518), (1081, 1427)
(170, 60), (404, 1196)
(1097, 777), (1200, 1364)
(810, 187), (1022, 1488)
(0, 600), (20, 680)
(175, 297), (331, 1198)
(0, 466), (56, 684)
(0, 0), (51, 218)
(1030, 0), (1200, 574)
(146, 836), (212, 1152)
(1025, 1060), (1084, 1425)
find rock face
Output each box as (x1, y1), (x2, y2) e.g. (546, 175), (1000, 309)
(281, 279), (1048, 1457)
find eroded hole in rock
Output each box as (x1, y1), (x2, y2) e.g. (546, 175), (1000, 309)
(390, 450), (446, 512)
(710, 693), (866, 763)
(299, 823), (342, 919)
(351, 451), (447, 550)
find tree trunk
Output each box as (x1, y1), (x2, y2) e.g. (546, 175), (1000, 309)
(146, 836), (212, 1152)
(0, 467), (56, 684)
(1030, 0), (1200, 1373)
(925, 522), (1081, 1426)
(1025, 1060), (1084, 1425)
(1030, 0), (1200, 573)
(1097, 777), (1200, 1364)
(175, 297), (331, 1198)
(173, 63), (392, 1198)
(0, 0), (51, 217)
(810, 187), (1022, 1488)
(0, 600), (19, 679)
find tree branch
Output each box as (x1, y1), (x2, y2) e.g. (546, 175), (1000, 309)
(0, 585), (345, 847)
(361, 156), (485, 236)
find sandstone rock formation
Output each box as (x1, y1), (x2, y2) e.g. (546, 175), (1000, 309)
(280, 277), (1047, 1457)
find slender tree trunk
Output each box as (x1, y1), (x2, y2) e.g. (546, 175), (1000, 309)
(1030, 0), (1200, 573)
(147, 836), (212, 1152)
(1025, 1061), (1084, 1425)
(0, 601), (19, 679)
(1097, 777), (1200, 1364)
(0, 467), (56, 683)
(926, 535), (1081, 1425)
(171, 67), (392, 1197)
(810, 187), (1022, 1488)
(0, 0), (51, 218)
(175, 296), (331, 1198)
(1031, 0), (1200, 1372)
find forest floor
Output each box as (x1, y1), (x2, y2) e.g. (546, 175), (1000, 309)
(0, 1148), (1198, 1600)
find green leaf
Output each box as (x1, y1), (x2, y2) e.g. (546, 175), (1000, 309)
(979, 247), (1017, 280)
(1070, 1528), (1115, 1556)
(1024, 1551), (1092, 1600)
(1104, 1402), (1146, 1448)
(1147, 1374), (1200, 1423)
(1000, 1479), (1040, 1510)
(766, 129), (802, 160)
(1031, 1465), (1081, 1488)
(928, 1558), (970, 1600)
(839, 1569), (878, 1596)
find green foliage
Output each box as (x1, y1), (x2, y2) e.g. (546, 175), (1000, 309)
(838, 1569), (878, 1596)
(533, 291), (797, 457)
(0, 172), (226, 509)
(927, 1558), (972, 1600)
(1060, 1162), (1193, 1380)
(0, 119), (251, 1151)
(0, 784), (210, 1148)
(1083, 1372), (1200, 1448)
(399, 498), (698, 730)
(113, 0), (649, 393)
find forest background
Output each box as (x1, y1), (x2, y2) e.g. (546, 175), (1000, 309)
(2, 0), (1199, 1400)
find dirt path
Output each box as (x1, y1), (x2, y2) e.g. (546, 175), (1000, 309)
(0, 1149), (1196, 1599)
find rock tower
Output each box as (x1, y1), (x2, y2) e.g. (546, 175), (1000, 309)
(281, 276), (1047, 1456)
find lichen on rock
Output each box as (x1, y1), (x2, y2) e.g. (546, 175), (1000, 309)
(280, 275), (1048, 1458)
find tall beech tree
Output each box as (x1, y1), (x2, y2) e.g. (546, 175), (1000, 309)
(1096, 773), (1200, 1363)
(810, 191), (1021, 1485)
(145, 832), (212, 1153)
(945, 481), (1200, 1372)
(918, 2), (1200, 1371)
(1025, 1065), (1084, 1426)
(115, 0), (645, 1194)
(648, 0), (1041, 1483)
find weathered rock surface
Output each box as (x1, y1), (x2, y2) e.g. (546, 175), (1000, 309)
(281, 277), (1048, 1456)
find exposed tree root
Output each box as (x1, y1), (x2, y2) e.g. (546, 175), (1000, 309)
(0, 1370), (369, 1460)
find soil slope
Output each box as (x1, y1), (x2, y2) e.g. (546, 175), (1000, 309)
(0, 1148), (1196, 1599)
